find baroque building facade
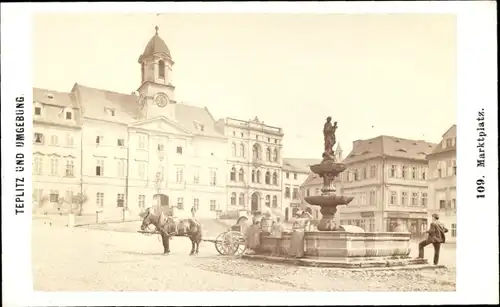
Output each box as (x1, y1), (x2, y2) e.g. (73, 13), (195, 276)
(426, 125), (456, 242)
(33, 27), (227, 219)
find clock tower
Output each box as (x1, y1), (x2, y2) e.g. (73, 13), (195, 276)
(137, 26), (176, 119)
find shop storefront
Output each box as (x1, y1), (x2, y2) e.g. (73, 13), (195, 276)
(386, 211), (428, 239)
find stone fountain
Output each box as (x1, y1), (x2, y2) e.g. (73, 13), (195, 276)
(297, 117), (428, 267)
(248, 117), (430, 268)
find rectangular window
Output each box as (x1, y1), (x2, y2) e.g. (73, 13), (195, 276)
(446, 138), (453, 148)
(411, 167), (417, 179)
(177, 197), (184, 210)
(369, 219), (375, 232)
(452, 160), (457, 175)
(116, 193), (125, 208)
(451, 198), (456, 209)
(421, 193), (428, 207)
(65, 160), (74, 177)
(354, 170), (359, 181)
(370, 165), (376, 178)
(138, 162), (146, 179)
(360, 219), (366, 231)
(138, 195), (146, 209)
(66, 134), (74, 147)
(138, 135), (146, 150)
(193, 198), (200, 211)
(451, 223), (457, 237)
(293, 173), (298, 180)
(401, 192), (408, 206)
(401, 166), (407, 179)
(390, 165), (396, 178)
(390, 191), (397, 205)
(65, 112), (72, 120)
(411, 192), (418, 206)
(50, 158), (59, 176)
(49, 190), (59, 202)
(176, 167), (184, 183)
(96, 159), (104, 176)
(50, 135), (59, 146)
(176, 146), (183, 155)
(285, 187), (291, 198)
(34, 156), (43, 174)
(34, 133), (44, 144)
(421, 169), (427, 180)
(306, 189), (310, 197)
(315, 188), (320, 195)
(117, 139), (125, 147)
(286, 172), (290, 179)
(157, 144), (165, 151)
(292, 188), (299, 200)
(34, 107), (42, 115)
(210, 200), (217, 212)
(193, 169), (200, 184)
(96, 192), (104, 209)
(362, 168), (367, 180)
(96, 136), (103, 145)
(117, 160), (125, 178)
(369, 190), (376, 205)
(439, 200), (446, 209)
(210, 170), (217, 186)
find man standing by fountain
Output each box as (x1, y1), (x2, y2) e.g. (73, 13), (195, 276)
(418, 213), (448, 265)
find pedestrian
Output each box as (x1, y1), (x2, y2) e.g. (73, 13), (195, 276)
(190, 205), (196, 218)
(245, 219), (262, 254)
(418, 213), (449, 265)
(270, 217), (284, 256)
(289, 210), (308, 258)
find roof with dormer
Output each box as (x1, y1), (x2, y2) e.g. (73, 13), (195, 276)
(343, 135), (437, 164)
(427, 124), (457, 156)
(138, 26), (172, 63)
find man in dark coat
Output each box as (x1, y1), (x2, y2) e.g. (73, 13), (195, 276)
(418, 213), (449, 265)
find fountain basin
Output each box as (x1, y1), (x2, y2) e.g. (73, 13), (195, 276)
(310, 161), (347, 175)
(304, 230), (412, 258)
(305, 195), (354, 207)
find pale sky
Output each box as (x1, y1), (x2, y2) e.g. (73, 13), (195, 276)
(33, 13), (456, 158)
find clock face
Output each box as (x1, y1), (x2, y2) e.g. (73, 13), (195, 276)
(154, 93), (169, 107)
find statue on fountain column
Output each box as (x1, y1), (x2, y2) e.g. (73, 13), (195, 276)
(323, 117), (338, 161)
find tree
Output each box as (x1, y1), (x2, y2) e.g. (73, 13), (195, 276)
(72, 193), (88, 216)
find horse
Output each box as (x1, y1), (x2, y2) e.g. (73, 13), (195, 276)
(140, 207), (202, 256)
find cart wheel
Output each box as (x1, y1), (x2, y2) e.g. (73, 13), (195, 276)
(214, 232), (230, 255)
(222, 231), (246, 257)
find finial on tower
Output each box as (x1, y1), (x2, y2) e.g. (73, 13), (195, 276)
(155, 25), (159, 35)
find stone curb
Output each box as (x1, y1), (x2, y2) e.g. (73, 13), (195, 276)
(241, 254), (445, 270)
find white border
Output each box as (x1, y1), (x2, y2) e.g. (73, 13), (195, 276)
(1, 2), (498, 306)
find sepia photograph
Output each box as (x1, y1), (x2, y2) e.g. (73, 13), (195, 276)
(1, 2), (498, 306)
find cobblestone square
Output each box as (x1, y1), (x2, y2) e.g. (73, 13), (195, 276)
(32, 221), (456, 291)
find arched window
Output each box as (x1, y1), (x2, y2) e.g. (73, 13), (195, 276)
(230, 167), (236, 181)
(253, 144), (261, 160)
(232, 143), (237, 156)
(266, 147), (271, 161)
(238, 168), (244, 181)
(239, 193), (245, 207)
(251, 170), (256, 183)
(272, 172), (278, 185)
(272, 195), (278, 208)
(231, 192), (237, 206)
(265, 171), (271, 184)
(256, 170), (261, 183)
(273, 148), (278, 162)
(158, 60), (165, 78)
(240, 144), (245, 157)
(265, 195), (271, 207)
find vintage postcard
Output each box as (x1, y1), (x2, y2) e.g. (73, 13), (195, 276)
(1, 2), (498, 306)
